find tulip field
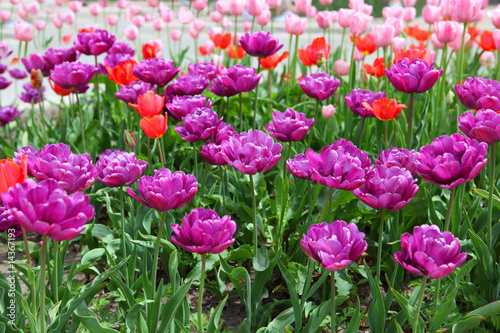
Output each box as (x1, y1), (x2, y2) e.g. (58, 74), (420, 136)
(2, 0), (500, 332)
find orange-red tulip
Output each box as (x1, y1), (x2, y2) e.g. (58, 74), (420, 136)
(362, 98), (407, 121)
(393, 47), (434, 64)
(226, 44), (246, 60)
(260, 51), (289, 70)
(298, 37), (331, 66)
(129, 90), (165, 117)
(476, 31), (495, 52)
(405, 24), (430, 43)
(49, 78), (73, 96)
(0, 155), (27, 196)
(142, 42), (161, 59)
(208, 32), (232, 50)
(140, 114), (168, 139)
(350, 33), (377, 55)
(362, 58), (386, 78)
(106, 59), (138, 86)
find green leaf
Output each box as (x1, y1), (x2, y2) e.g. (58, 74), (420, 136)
(157, 280), (193, 332)
(263, 308), (294, 333)
(366, 263), (386, 333)
(474, 188), (500, 211)
(277, 257), (302, 329)
(253, 247), (270, 272)
(301, 300), (330, 333)
(207, 296), (228, 333)
(74, 303), (119, 332)
(452, 315), (485, 333)
(424, 187), (442, 228)
(345, 298), (362, 333)
(126, 301), (153, 332)
(81, 248), (105, 264)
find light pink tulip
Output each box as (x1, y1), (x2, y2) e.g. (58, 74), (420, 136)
(212, 54), (223, 67)
(161, 8), (173, 22)
(124, 25), (138, 40)
(209, 26), (223, 36)
(193, 19), (205, 32)
(450, 0), (482, 22)
(322, 105), (336, 118)
(422, 5), (441, 24)
(14, 20), (33, 42)
(402, 7), (416, 22)
(403, 0), (417, 6)
(316, 11), (332, 29)
(319, 0), (333, 5)
(0, 43), (9, 59)
(10, 0), (21, 4)
(189, 26), (199, 38)
(222, 16), (233, 29)
(247, 0), (265, 17)
(350, 12), (372, 36)
(267, 0), (282, 9)
(358, 4), (373, 15)
(17, 7), (28, 20)
(130, 5), (141, 15)
(69, 1), (83, 12)
(334, 60), (350, 76)
(481, 0), (489, 9)
(152, 17), (163, 30)
(449, 28), (470, 51)
(216, 0), (229, 14)
(171, 29), (182, 40)
(440, 0), (452, 17)
(479, 51), (495, 67)
(34, 19), (45, 31)
(178, 6), (193, 24)
(349, 0), (364, 10)
(145, 13), (152, 22)
(337, 8), (355, 28)
(430, 34), (444, 49)
(285, 13), (306, 35)
(371, 24), (394, 48)
(392, 36), (406, 50)
(210, 11), (222, 22)
(427, 0), (439, 4)
(205, 40), (215, 54)
(53, 16), (63, 29)
(476, 9), (485, 22)
(193, 0), (207, 11)
(244, 21), (252, 31)
(330, 10), (338, 22)
(295, 0), (312, 15)
(493, 29), (500, 50)
(257, 9), (271, 25)
(353, 47), (364, 61)
(306, 6), (317, 18)
(132, 15), (146, 27)
(0, 11), (11, 21)
(434, 20), (459, 44)
(117, 0), (130, 9)
(382, 6), (403, 20)
(98, 0), (108, 8)
(89, 3), (100, 16)
(229, 0), (245, 16)
(147, 0), (159, 7)
(385, 17), (403, 36)
(107, 14), (118, 26)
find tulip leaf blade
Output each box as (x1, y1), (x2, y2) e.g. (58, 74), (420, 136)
(157, 279), (193, 332)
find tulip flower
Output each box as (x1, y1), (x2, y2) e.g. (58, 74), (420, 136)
(188, 62), (219, 81)
(50, 61), (97, 89)
(129, 90), (164, 117)
(455, 77), (500, 111)
(476, 30), (495, 52)
(286, 154), (313, 180)
(74, 29), (116, 56)
(239, 31), (283, 58)
(376, 148), (417, 176)
(333, 60), (350, 76)
(140, 115), (168, 139)
(298, 37), (331, 67)
(115, 81), (157, 105)
(265, 108), (314, 142)
(208, 31), (232, 50)
(142, 42), (161, 59)
(0, 156), (27, 195)
(95, 149), (147, 188)
(226, 45), (246, 60)
(405, 24), (430, 43)
(362, 58), (385, 78)
(393, 47), (434, 64)
(105, 59), (137, 86)
(351, 33), (376, 55)
(362, 97), (407, 121)
(298, 73), (340, 101)
(175, 107), (220, 142)
(132, 58), (180, 87)
(14, 20), (33, 42)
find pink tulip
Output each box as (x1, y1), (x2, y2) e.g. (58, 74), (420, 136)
(0, 43), (9, 59)
(243, 21), (252, 31)
(216, 0), (229, 14)
(68, 1), (81, 13)
(145, 13), (152, 22)
(422, 5), (441, 24)
(161, 8), (173, 22)
(151, 18), (163, 31)
(193, 0), (207, 11)
(257, 9), (271, 26)
(349, 0), (364, 10)
(427, 0), (439, 4)
(430, 34), (444, 49)
(117, 0), (130, 9)
(229, 0), (245, 16)
(403, 0), (417, 6)
(350, 12), (372, 36)
(212, 54), (223, 67)
(434, 20), (459, 44)
(132, 15), (146, 27)
(285, 13), (306, 35)
(385, 17), (403, 36)
(371, 24), (395, 48)
(210, 11), (222, 22)
(393, 36), (406, 50)
(330, 10), (338, 22)
(481, 0), (489, 9)
(402, 7), (416, 22)
(322, 105), (336, 118)
(34, 19), (45, 31)
(306, 6), (317, 18)
(247, 0), (265, 17)
(353, 47), (364, 61)
(0, 11), (11, 21)
(334, 60), (350, 76)
(98, 0), (108, 8)
(222, 16), (233, 29)
(107, 14), (118, 26)
(382, 6), (403, 20)
(178, 6), (193, 24)
(130, 5), (142, 15)
(147, 0), (159, 7)
(358, 4), (373, 15)
(440, 0), (452, 17)
(295, 0), (312, 15)
(479, 51), (495, 67)
(449, 27), (470, 51)
(89, 3), (100, 16)
(189, 26), (199, 38)
(476, 9), (485, 22)
(450, 0), (482, 22)
(36, 0), (47, 3)
(267, 0), (282, 9)
(319, 0), (333, 5)
(124, 25), (138, 40)
(10, 0), (21, 4)
(53, 16), (63, 28)
(192, 19), (204, 32)
(14, 20), (33, 42)
(17, 7), (28, 20)
(316, 11), (332, 29)
(204, 40), (215, 54)
(209, 26), (223, 36)
(493, 29), (500, 51)
(337, 8), (355, 28)
(171, 29), (182, 40)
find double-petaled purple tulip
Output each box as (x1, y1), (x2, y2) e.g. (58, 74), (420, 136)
(415, 133), (488, 188)
(115, 81), (157, 104)
(108, 41), (135, 56)
(22, 53), (51, 76)
(95, 149), (147, 187)
(50, 61), (97, 89)
(20, 83), (43, 104)
(353, 165), (419, 211)
(127, 168), (197, 211)
(74, 29), (116, 56)
(171, 208), (236, 254)
(166, 95), (212, 121)
(221, 129), (282, 175)
(9, 68), (28, 80)
(265, 108), (314, 142)
(0, 106), (21, 127)
(43, 47), (79, 71)
(132, 58), (180, 87)
(239, 31), (283, 58)
(0, 200), (21, 237)
(0, 77), (12, 90)
(301, 220), (367, 271)
(200, 142), (227, 165)
(394, 224), (467, 278)
(385, 58), (443, 94)
(209, 74), (239, 97)
(211, 122), (236, 144)
(175, 107), (221, 142)
(345, 89), (387, 118)
(375, 147), (417, 176)
(188, 61), (218, 81)
(455, 77), (500, 111)
(286, 153), (313, 180)
(458, 109), (500, 145)
(164, 74), (210, 101)
(29, 143), (98, 193)
(220, 65), (261, 93)
(306, 139), (371, 190)
(3, 179), (95, 241)
(299, 73), (341, 101)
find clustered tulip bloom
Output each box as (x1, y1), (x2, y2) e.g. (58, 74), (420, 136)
(105, 59), (137, 86)
(115, 81), (157, 104)
(458, 109), (500, 145)
(50, 61), (97, 89)
(175, 107), (221, 142)
(301, 220), (367, 271)
(298, 37), (331, 67)
(74, 29), (116, 56)
(239, 31), (283, 58)
(95, 150), (147, 187)
(171, 208), (236, 254)
(43, 47), (79, 71)
(20, 83), (44, 104)
(0, 106), (21, 127)
(0, 201), (21, 236)
(345, 89), (387, 118)
(166, 95), (213, 121)
(260, 52), (289, 70)
(188, 61), (218, 81)
(286, 153), (313, 180)
(265, 108), (314, 142)
(362, 58), (385, 78)
(3, 179), (95, 241)
(22, 53), (51, 77)
(132, 58), (180, 87)
(455, 77), (500, 111)
(375, 148), (417, 176)
(127, 168), (197, 211)
(299, 73), (340, 101)
(415, 133), (488, 188)
(200, 141), (227, 165)
(394, 224), (467, 278)
(385, 58), (443, 94)
(164, 74), (210, 100)
(219, 65), (262, 93)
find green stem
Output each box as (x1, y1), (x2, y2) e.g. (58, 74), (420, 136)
(239, 92), (243, 132)
(286, 34), (293, 104)
(319, 188), (334, 223)
(38, 88), (47, 144)
(253, 60), (261, 129)
(250, 174), (257, 256)
(349, 36), (356, 91)
(307, 180), (313, 225)
(219, 166), (226, 216)
(53, 242), (59, 302)
(94, 56), (100, 118)
(24, 41), (28, 58)
(40, 235), (48, 333)
(488, 143), (496, 250)
(376, 208), (386, 284)
(291, 35), (299, 86)
(198, 254), (206, 333)
(457, 23), (468, 87)
(358, 118), (366, 147)
(384, 121), (388, 150)
(21, 227), (32, 267)
(331, 270), (336, 333)
(158, 138), (164, 168)
(226, 96), (230, 121)
(75, 93), (86, 152)
(413, 275), (428, 332)
(120, 187), (126, 262)
(194, 142), (199, 178)
(151, 211), (168, 299)
(443, 187), (456, 232)
(339, 28), (346, 59)
(406, 93), (414, 149)
(302, 258), (314, 303)
(496, 51), (500, 81)
(432, 278), (441, 324)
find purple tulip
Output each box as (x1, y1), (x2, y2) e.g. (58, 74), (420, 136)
(239, 31), (283, 58)
(0, 64), (6, 74)
(175, 107), (221, 142)
(74, 29), (116, 56)
(50, 61), (97, 89)
(166, 94), (213, 121)
(20, 83), (44, 104)
(127, 168), (198, 212)
(286, 153), (313, 180)
(209, 74), (238, 97)
(306, 139), (371, 191)
(0, 42), (12, 61)
(29, 143), (98, 193)
(115, 81), (157, 104)
(132, 58), (180, 87)
(95, 149), (147, 187)
(3, 179), (95, 241)
(415, 133), (488, 188)
(299, 73), (341, 101)
(200, 142), (227, 165)
(300, 221), (367, 271)
(108, 41), (135, 56)
(385, 58), (443, 94)
(221, 129), (282, 175)
(43, 47), (79, 71)
(211, 121), (236, 144)
(22, 53), (51, 76)
(164, 74), (210, 101)
(0, 106), (21, 127)
(0, 200), (22, 237)
(220, 65), (261, 93)
(345, 89), (387, 118)
(0, 77), (12, 90)
(188, 61), (218, 81)
(375, 147), (417, 176)
(455, 77), (500, 111)
(394, 224), (467, 278)
(171, 208), (236, 254)
(9, 68), (28, 80)
(104, 53), (131, 68)
(458, 109), (500, 145)
(353, 165), (419, 211)
(265, 108), (314, 142)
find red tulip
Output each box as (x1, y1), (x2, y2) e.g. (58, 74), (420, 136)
(106, 59), (138, 86)
(0, 156), (27, 196)
(362, 97), (407, 120)
(129, 90), (165, 117)
(140, 114), (167, 139)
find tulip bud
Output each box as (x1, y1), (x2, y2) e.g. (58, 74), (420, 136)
(446, 90), (455, 105)
(124, 129), (137, 149)
(361, 70), (369, 85)
(30, 69), (43, 89)
(322, 105), (336, 118)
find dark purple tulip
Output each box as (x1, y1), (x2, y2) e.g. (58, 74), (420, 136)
(300, 221), (367, 271)
(345, 89), (387, 118)
(188, 61), (218, 81)
(200, 142), (227, 165)
(455, 77), (500, 111)
(211, 121), (236, 144)
(20, 83), (44, 104)
(104, 53), (131, 68)
(43, 47), (79, 71)
(50, 61), (97, 89)
(22, 53), (51, 76)
(0, 77), (12, 90)
(265, 108), (314, 142)
(95, 149), (147, 187)
(108, 41), (135, 56)
(394, 224), (467, 278)
(385, 58), (443, 94)
(306, 139), (371, 191)
(127, 168), (197, 212)
(286, 153), (313, 180)
(221, 129), (282, 175)
(0, 106), (21, 127)
(415, 133), (488, 188)
(3, 179), (95, 241)
(0, 64), (6, 74)
(9, 68), (28, 79)
(209, 74), (238, 97)
(115, 81), (157, 104)
(353, 165), (419, 211)
(166, 94), (212, 121)
(0, 200), (22, 237)
(29, 143), (98, 193)
(175, 107), (221, 142)
(171, 208), (236, 254)
(299, 73), (340, 101)
(220, 65), (261, 93)
(458, 109), (500, 145)
(132, 58), (180, 87)
(74, 29), (116, 56)
(375, 147), (417, 176)
(239, 31), (283, 58)
(164, 74), (210, 101)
